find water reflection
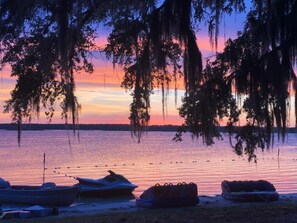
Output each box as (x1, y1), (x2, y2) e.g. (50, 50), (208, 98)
(0, 130), (297, 196)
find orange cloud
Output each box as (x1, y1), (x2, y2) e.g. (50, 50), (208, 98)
(0, 32), (234, 125)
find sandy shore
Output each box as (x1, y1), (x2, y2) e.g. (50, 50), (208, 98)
(2, 194), (297, 219)
(2, 194), (297, 222)
(3, 193), (297, 218)
(63, 193), (297, 216)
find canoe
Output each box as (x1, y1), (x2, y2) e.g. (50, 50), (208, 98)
(221, 180), (279, 202)
(76, 170), (137, 197)
(136, 182), (199, 208)
(0, 180), (79, 206)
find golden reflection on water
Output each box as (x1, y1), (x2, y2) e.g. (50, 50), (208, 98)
(1, 130), (297, 196)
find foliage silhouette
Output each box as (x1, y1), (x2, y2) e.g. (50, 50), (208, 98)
(0, 0), (296, 160)
(176, 2), (297, 160)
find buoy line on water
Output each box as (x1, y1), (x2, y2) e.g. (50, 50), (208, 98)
(49, 157), (252, 171)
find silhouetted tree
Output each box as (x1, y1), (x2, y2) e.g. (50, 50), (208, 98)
(1, 0), (296, 160)
(105, 0), (297, 159)
(177, 1), (297, 160)
(0, 0), (244, 143)
(0, 0), (154, 144)
(0, 0), (101, 144)
(105, 0), (245, 141)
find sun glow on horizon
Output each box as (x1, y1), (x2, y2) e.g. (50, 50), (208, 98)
(0, 11), (246, 125)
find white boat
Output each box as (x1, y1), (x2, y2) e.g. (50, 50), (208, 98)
(0, 179), (79, 206)
(76, 170), (137, 197)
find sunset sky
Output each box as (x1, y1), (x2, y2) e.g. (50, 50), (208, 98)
(0, 8), (247, 125)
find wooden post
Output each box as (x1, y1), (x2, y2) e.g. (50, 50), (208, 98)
(43, 153), (46, 184)
(277, 147), (280, 169)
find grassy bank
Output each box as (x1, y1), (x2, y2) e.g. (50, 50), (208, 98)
(7, 202), (297, 223)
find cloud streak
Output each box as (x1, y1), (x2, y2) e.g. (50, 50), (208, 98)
(0, 12), (245, 125)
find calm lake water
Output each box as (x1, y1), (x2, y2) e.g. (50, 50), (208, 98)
(0, 130), (297, 197)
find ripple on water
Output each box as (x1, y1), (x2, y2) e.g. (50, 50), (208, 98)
(1, 130), (297, 196)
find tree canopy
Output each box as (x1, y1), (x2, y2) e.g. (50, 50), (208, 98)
(0, 0), (296, 160)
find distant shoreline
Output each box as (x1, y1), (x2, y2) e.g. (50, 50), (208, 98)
(0, 123), (296, 133)
(0, 123), (180, 132)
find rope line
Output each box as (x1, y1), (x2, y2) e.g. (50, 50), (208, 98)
(50, 160), (219, 170)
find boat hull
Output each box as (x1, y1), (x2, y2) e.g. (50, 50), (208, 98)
(222, 191), (279, 202)
(221, 180), (279, 202)
(0, 185), (79, 206)
(78, 184), (137, 197)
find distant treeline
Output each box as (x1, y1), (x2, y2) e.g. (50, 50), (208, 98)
(0, 123), (296, 133)
(0, 123), (180, 132)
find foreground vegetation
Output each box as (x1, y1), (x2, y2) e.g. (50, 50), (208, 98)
(7, 203), (297, 223)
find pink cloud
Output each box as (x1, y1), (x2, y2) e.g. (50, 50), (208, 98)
(0, 28), (238, 125)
